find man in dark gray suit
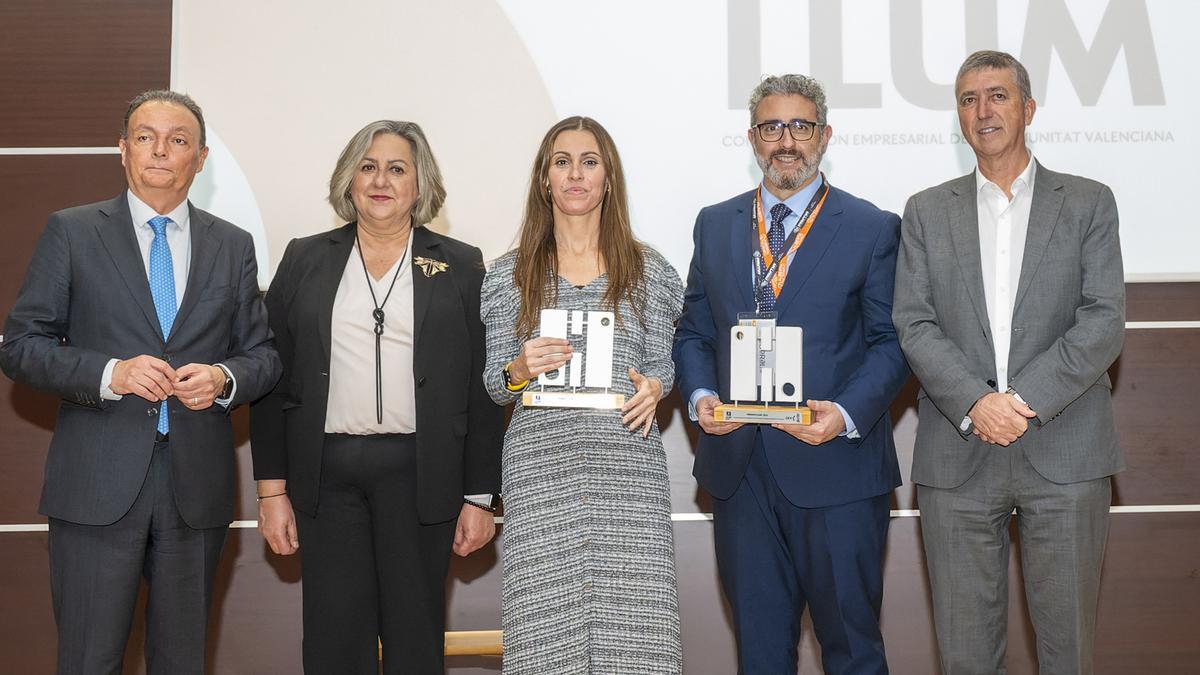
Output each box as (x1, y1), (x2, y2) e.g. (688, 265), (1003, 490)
(893, 51), (1124, 674)
(0, 90), (280, 674)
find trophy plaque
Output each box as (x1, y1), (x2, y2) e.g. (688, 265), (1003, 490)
(713, 320), (811, 424)
(521, 309), (625, 409)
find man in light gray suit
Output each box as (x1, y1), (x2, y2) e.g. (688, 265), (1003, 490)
(893, 51), (1124, 674)
(1, 90), (279, 673)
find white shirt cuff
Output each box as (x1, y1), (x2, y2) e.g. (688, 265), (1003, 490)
(100, 358), (122, 401)
(688, 388), (719, 421)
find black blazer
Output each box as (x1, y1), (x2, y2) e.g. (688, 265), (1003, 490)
(250, 223), (502, 523)
(0, 193), (281, 528)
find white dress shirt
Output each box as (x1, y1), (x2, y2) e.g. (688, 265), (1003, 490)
(100, 191), (237, 405)
(127, 189), (191, 307)
(976, 156), (1036, 393)
(322, 235), (491, 505)
(324, 236), (416, 434)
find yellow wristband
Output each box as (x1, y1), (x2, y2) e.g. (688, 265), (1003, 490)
(504, 362), (529, 391)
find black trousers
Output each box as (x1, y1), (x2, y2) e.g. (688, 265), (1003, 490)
(295, 433), (456, 675)
(48, 441), (227, 675)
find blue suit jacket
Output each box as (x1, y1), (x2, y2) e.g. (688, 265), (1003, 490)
(673, 186), (908, 508)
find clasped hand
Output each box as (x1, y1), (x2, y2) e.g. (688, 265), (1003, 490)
(110, 355), (226, 410)
(969, 392), (1037, 446)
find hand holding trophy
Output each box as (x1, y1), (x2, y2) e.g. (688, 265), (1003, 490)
(713, 318), (812, 425)
(522, 309), (625, 409)
(509, 336), (573, 383)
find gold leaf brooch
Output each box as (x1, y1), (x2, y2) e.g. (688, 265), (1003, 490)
(414, 256), (449, 277)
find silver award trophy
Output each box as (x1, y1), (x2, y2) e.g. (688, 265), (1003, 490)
(521, 308), (625, 409)
(714, 319), (811, 424)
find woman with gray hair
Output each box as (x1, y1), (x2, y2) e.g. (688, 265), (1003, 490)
(250, 120), (502, 673)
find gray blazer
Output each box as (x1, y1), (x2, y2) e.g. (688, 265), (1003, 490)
(893, 163), (1125, 488)
(0, 194), (281, 528)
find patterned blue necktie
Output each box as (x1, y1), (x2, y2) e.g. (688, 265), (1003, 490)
(758, 202), (792, 312)
(148, 215), (177, 434)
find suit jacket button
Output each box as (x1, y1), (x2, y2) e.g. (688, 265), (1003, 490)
(417, 376), (426, 387)
(147, 407), (157, 417)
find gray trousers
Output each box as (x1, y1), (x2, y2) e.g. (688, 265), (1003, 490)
(48, 441), (227, 675)
(917, 442), (1111, 675)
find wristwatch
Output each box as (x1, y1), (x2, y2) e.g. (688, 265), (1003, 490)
(217, 364), (234, 399)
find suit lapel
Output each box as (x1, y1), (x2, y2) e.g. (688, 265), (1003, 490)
(1013, 163), (1064, 314)
(317, 224), (356, 367)
(773, 186), (844, 316)
(948, 174), (992, 344)
(169, 204), (222, 342)
(729, 190), (756, 311)
(410, 226), (442, 353)
(95, 195), (164, 341)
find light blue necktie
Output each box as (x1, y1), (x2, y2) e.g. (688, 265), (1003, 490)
(148, 215), (177, 435)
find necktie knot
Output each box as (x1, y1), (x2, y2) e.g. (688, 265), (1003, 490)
(149, 215), (172, 237)
(769, 203), (792, 228)
(766, 202), (791, 258)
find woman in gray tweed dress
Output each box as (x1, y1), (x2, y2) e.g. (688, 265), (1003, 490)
(481, 116), (684, 674)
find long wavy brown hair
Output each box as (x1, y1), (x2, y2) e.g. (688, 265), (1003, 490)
(513, 117), (646, 339)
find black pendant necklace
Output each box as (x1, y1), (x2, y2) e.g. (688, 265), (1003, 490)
(356, 233), (408, 424)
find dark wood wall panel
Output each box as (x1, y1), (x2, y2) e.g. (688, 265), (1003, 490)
(0, 155), (129, 315)
(1110, 329), (1200, 504)
(0, 533), (55, 672)
(0, 155), (129, 522)
(0, 0), (171, 147)
(1125, 282), (1200, 321)
(202, 529), (302, 675)
(1096, 513), (1200, 672)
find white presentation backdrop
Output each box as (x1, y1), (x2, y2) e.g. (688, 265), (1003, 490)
(176, 0), (1197, 283)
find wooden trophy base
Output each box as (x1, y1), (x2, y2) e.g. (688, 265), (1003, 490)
(522, 390), (626, 409)
(714, 403), (812, 425)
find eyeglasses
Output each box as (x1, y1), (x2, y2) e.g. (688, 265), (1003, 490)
(751, 119), (824, 142)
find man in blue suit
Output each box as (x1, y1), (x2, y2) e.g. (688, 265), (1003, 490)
(674, 74), (908, 674)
